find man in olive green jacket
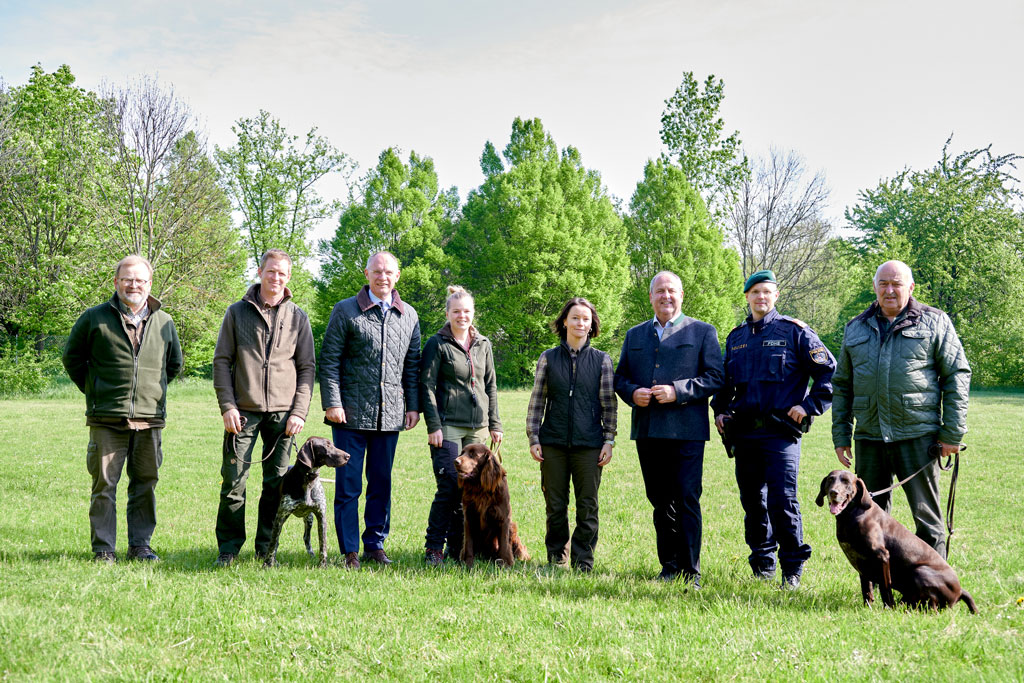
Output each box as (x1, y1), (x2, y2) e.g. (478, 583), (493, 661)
(212, 249), (315, 567)
(832, 260), (971, 557)
(63, 255), (183, 563)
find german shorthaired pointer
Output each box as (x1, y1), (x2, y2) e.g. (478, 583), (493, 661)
(264, 436), (349, 568)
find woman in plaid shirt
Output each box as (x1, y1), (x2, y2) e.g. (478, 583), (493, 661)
(526, 297), (617, 572)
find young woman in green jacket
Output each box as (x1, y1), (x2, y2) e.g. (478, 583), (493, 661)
(419, 286), (503, 565)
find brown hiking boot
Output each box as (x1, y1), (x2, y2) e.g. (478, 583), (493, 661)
(344, 552), (361, 569)
(361, 548), (393, 566)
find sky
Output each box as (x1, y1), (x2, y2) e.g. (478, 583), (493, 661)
(2, 0), (1022, 246)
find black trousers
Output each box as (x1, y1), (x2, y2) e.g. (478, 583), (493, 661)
(636, 438), (704, 579)
(424, 430), (486, 555)
(539, 444), (603, 570)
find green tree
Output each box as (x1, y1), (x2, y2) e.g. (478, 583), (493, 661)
(625, 157), (743, 335)
(317, 147), (458, 336)
(846, 138), (1024, 384)
(660, 72), (748, 218)
(0, 65), (110, 343)
(98, 78), (246, 372)
(452, 117), (629, 385)
(215, 109), (353, 267)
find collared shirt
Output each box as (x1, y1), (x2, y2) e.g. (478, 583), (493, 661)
(526, 345), (617, 445)
(368, 289), (394, 314)
(653, 311), (683, 341)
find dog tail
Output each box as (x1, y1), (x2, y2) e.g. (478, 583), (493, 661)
(958, 589), (978, 614)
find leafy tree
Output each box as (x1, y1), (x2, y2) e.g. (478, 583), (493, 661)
(452, 117), (629, 385)
(660, 72), (748, 219)
(729, 148), (834, 320)
(98, 78), (246, 372)
(215, 110), (353, 267)
(316, 147), (458, 336)
(847, 138), (1024, 384)
(0, 65), (110, 344)
(625, 157), (743, 336)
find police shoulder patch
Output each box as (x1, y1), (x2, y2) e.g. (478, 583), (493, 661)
(810, 346), (829, 364)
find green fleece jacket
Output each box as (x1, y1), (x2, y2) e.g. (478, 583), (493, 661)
(419, 323), (501, 434)
(63, 294), (183, 420)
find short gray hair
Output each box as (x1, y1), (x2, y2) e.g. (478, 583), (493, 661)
(115, 254), (154, 279)
(366, 251), (400, 270)
(873, 260), (914, 285)
(649, 270), (683, 293)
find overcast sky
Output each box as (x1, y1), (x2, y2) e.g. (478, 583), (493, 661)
(2, 0), (1021, 244)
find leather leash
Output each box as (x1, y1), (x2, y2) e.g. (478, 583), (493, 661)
(229, 415), (299, 466)
(490, 438), (503, 464)
(869, 443), (964, 556)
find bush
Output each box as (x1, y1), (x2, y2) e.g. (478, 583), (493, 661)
(0, 339), (63, 395)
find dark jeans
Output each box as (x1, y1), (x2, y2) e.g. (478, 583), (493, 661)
(215, 410), (292, 555)
(636, 438), (704, 579)
(332, 426), (400, 554)
(733, 436), (811, 576)
(539, 444), (603, 570)
(855, 434), (945, 557)
(424, 431), (486, 555)
(86, 425), (162, 553)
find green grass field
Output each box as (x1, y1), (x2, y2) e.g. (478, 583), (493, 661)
(1, 381), (1022, 681)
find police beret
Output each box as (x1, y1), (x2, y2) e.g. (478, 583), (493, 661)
(743, 269), (777, 292)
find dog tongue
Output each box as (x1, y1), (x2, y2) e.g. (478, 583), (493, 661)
(829, 502), (842, 515)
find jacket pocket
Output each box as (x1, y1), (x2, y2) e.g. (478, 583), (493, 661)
(900, 329), (930, 360)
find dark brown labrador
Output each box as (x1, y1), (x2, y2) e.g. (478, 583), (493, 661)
(454, 443), (530, 569)
(816, 469), (976, 612)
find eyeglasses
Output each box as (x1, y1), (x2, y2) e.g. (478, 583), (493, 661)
(118, 278), (150, 285)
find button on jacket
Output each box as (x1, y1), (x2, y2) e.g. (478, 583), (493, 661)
(831, 298), (971, 447)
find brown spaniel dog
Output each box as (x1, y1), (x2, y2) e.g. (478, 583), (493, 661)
(454, 443), (530, 569)
(816, 469), (976, 612)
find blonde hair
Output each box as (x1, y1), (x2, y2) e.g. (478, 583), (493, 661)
(445, 285), (474, 310)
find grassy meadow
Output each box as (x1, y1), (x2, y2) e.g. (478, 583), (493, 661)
(1, 381), (1022, 681)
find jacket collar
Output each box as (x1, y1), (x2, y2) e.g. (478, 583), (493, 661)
(856, 296), (923, 328)
(243, 282), (292, 308)
(108, 292), (162, 315)
(439, 321), (479, 345)
(357, 285), (406, 314)
(560, 338), (592, 355)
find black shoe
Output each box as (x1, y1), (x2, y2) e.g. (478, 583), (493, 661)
(127, 545), (159, 562)
(254, 549), (269, 563)
(93, 551), (116, 564)
(215, 552), (236, 568)
(657, 568), (680, 582)
(361, 549), (393, 566)
(782, 573), (801, 590)
(752, 567), (776, 581)
(425, 548), (443, 567)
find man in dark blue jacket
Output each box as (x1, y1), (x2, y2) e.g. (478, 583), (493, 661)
(614, 271), (724, 586)
(712, 270), (835, 589)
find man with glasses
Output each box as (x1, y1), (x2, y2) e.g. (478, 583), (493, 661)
(63, 255), (183, 563)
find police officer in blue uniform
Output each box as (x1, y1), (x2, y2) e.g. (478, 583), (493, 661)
(711, 270), (835, 589)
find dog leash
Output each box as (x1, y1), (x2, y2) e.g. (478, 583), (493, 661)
(869, 443), (964, 556)
(490, 438), (503, 464)
(229, 416), (299, 466)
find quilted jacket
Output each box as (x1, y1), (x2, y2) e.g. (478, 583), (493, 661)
(831, 298), (971, 447)
(319, 286), (421, 431)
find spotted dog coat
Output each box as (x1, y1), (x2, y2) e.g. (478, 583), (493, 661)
(264, 436), (350, 567)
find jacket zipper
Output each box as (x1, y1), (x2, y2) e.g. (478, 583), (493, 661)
(567, 350), (578, 448)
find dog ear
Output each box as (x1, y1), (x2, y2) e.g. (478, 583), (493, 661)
(815, 474), (829, 507)
(480, 450), (502, 492)
(296, 438), (315, 469)
(854, 477), (872, 507)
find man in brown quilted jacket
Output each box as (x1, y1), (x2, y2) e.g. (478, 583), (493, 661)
(212, 249), (316, 567)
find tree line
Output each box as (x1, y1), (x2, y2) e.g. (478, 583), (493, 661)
(1, 65), (1021, 390)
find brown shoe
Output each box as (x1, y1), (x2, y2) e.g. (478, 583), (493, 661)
(361, 548), (393, 566)
(425, 548), (443, 567)
(344, 551), (360, 569)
